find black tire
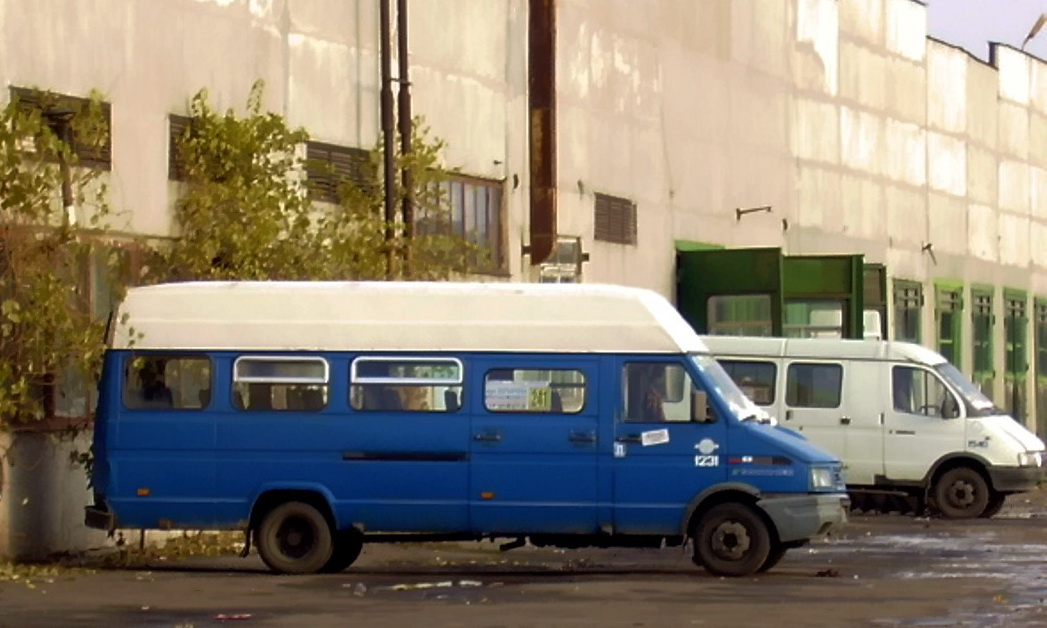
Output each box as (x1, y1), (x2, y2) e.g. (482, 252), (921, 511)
(757, 543), (787, 573)
(322, 529), (364, 573)
(979, 492), (1007, 519)
(692, 503), (771, 577)
(256, 501), (334, 574)
(931, 467), (990, 520)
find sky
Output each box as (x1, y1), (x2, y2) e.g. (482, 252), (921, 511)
(926, 0), (1047, 61)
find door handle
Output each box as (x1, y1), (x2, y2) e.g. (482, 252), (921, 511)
(840, 416), (851, 425)
(473, 432), (502, 442)
(785, 409), (792, 421)
(569, 431), (597, 444)
(616, 434), (642, 444)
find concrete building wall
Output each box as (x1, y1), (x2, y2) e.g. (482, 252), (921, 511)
(4, 0), (1047, 554)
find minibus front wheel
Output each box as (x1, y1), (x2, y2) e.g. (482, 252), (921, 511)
(256, 501), (334, 574)
(692, 502), (771, 577)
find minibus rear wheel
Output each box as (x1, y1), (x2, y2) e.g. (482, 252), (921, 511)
(692, 502), (771, 577)
(256, 501), (334, 574)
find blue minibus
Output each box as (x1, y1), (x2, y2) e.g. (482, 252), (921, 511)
(86, 281), (848, 576)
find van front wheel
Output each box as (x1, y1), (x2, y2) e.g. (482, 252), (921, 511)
(257, 501), (334, 574)
(692, 503), (771, 577)
(931, 467), (990, 519)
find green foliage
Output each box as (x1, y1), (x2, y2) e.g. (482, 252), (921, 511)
(0, 90), (120, 430)
(151, 79), (482, 283)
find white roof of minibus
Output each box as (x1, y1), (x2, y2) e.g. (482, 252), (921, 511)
(112, 281), (707, 353)
(698, 335), (947, 366)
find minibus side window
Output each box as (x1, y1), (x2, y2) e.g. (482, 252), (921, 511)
(484, 369), (586, 413)
(785, 362), (842, 408)
(233, 356), (329, 411)
(123, 355), (212, 410)
(623, 362), (708, 422)
(349, 357), (463, 412)
(718, 360), (777, 406)
(891, 366), (959, 418)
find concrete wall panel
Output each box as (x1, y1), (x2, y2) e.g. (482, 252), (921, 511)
(969, 203), (999, 262)
(885, 0), (926, 62)
(839, 0), (883, 46)
(927, 45), (966, 133)
(999, 160), (1030, 214)
(927, 132), (966, 196)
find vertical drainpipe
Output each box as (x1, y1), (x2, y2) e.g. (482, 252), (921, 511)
(380, 0), (397, 278)
(397, 0), (414, 275)
(528, 0), (557, 265)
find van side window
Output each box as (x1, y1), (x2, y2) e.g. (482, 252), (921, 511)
(350, 357), (463, 412)
(623, 362), (709, 422)
(484, 369), (585, 413)
(785, 362), (842, 408)
(123, 355), (211, 410)
(233, 356), (329, 411)
(719, 360), (776, 405)
(892, 366), (958, 418)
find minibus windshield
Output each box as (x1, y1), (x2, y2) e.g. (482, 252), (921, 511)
(691, 353), (770, 423)
(935, 362), (1005, 417)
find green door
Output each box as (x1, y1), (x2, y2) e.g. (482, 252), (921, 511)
(676, 247), (784, 336)
(676, 248), (867, 339)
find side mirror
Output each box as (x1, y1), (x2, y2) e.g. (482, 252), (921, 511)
(942, 394), (960, 419)
(691, 389), (714, 423)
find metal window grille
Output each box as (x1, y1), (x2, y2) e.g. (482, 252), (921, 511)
(305, 141), (371, 203)
(594, 193), (637, 245)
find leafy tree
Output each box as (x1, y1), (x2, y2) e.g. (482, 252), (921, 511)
(153, 80), (482, 283)
(0, 90), (121, 431)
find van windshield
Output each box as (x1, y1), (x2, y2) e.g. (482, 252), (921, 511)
(935, 363), (1004, 417)
(690, 353), (769, 423)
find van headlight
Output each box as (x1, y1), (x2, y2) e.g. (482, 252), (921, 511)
(1018, 451), (1043, 467)
(810, 466), (844, 491)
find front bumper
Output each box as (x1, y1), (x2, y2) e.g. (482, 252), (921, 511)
(757, 493), (849, 544)
(988, 465), (1047, 493)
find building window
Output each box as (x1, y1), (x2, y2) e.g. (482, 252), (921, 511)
(936, 286), (963, 367)
(594, 193), (637, 245)
(168, 114), (192, 181)
(971, 288), (994, 397)
(234, 356), (330, 411)
(305, 141), (371, 203)
(1004, 291), (1028, 421)
(10, 87), (112, 170)
(484, 368), (586, 414)
(419, 175), (505, 272)
(786, 362), (842, 408)
(350, 357), (463, 412)
(707, 295), (774, 336)
(784, 300), (844, 338)
(893, 280), (923, 342)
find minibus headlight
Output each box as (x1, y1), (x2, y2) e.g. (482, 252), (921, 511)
(809, 466), (840, 491)
(1017, 451), (1043, 468)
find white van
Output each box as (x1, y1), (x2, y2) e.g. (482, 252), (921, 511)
(699, 335), (1046, 519)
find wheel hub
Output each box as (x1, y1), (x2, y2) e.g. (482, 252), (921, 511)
(949, 482), (976, 508)
(712, 521), (751, 560)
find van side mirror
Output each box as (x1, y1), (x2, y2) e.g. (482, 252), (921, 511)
(691, 389), (715, 423)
